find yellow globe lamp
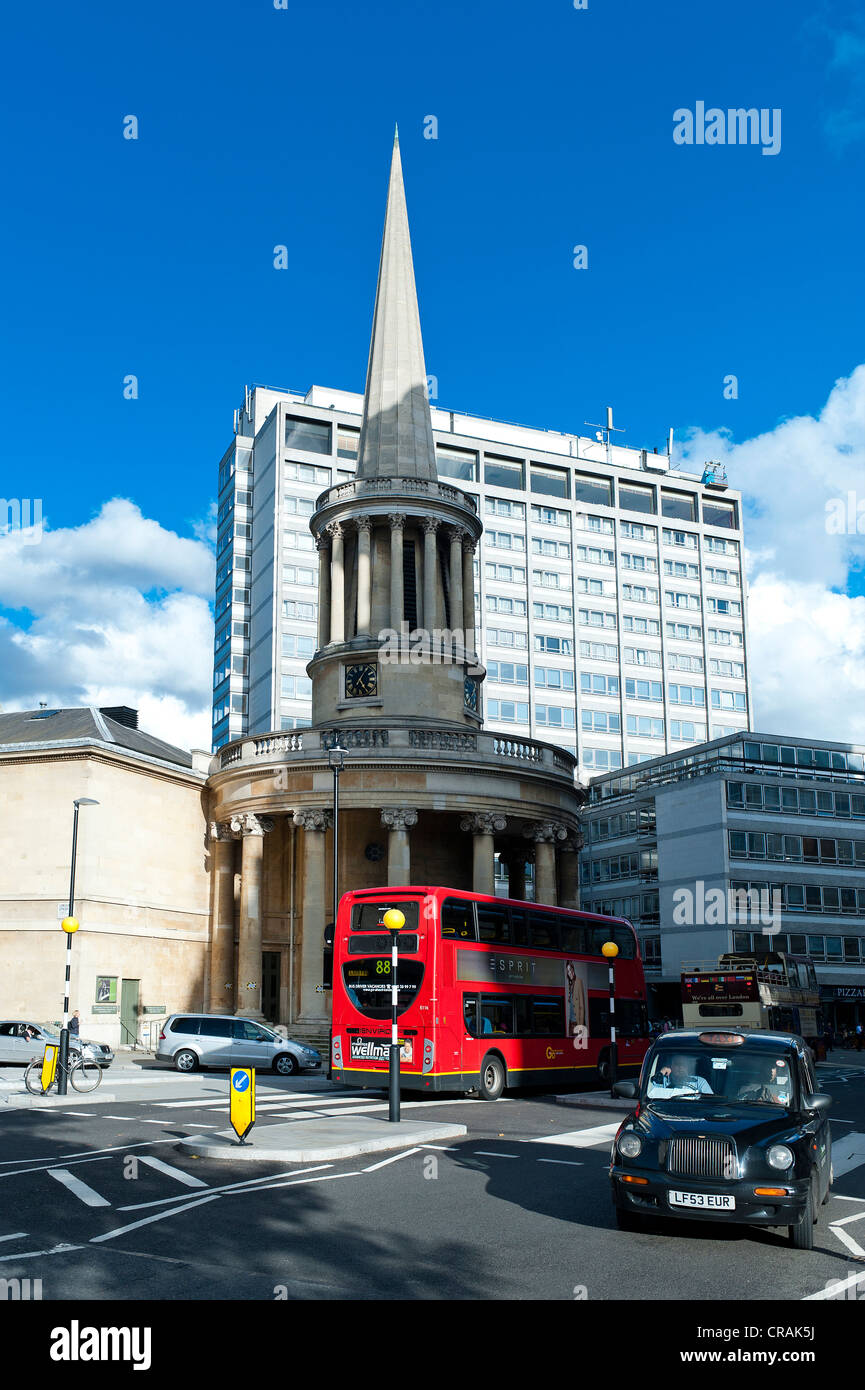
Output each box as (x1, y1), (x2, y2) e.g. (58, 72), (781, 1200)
(382, 909), (406, 931)
(61, 916), (80, 934)
(601, 940), (619, 960)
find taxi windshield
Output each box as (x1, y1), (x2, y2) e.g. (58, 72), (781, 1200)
(643, 1047), (797, 1108)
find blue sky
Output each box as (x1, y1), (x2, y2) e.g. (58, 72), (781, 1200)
(1, 0), (863, 746)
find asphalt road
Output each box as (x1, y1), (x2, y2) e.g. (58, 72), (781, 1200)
(1, 1062), (864, 1304)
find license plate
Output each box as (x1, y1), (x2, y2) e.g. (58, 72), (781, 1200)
(669, 1190), (735, 1211)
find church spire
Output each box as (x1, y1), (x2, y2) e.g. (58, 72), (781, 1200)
(356, 130), (438, 482)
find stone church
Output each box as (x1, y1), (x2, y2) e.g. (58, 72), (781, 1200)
(206, 133), (586, 1047)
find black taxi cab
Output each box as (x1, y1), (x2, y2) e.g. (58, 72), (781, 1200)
(609, 1029), (832, 1249)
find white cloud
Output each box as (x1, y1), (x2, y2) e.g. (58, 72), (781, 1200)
(0, 499), (215, 749)
(678, 365), (865, 744)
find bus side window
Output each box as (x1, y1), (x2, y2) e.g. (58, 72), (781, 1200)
(510, 907), (528, 946)
(463, 996), (479, 1035)
(560, 922), (587, 953)
(442, 899), (475, 940)
(478, 903), (510, 945)
(481, 997), (513, 1035)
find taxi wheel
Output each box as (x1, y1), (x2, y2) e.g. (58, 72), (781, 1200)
(479, 1053), (505, 1101)
(274, 1053), (298, 1076)
(174, 1050), (198, 1073)
(789, 1178), (817, 1250)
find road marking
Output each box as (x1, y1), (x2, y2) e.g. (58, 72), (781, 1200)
(0, 1137), (183, 1175)
(529, 1122), (620, 1148)
(537, 1158), (584, 1166)
(52, 1112), (93, 1118)
(832, 1194), (865, 1202)
(804, 1268), (865, 1300)
(91, 1194), (221, 1243)
(47, 1168), (111, 1208)
(136, 1156), (209, 1188)
(0, 1242), (85, 1264)
(831, 1132), (865, 1178)
(117, 1165), (333, 1212)
(0, 1232), (27, 1243)
(831, 1226), (865, 1259)
(420, 1145), (460, 1151)
(363, 1148), (423, 1172)
(100, 1116), (137, 1121)
(830, 1209), (865, 1228)
(474, 1151), (520, 1159)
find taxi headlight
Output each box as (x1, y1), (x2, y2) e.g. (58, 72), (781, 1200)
(617, 1132), (643, 1159)
(767, 1144), (794, 1171)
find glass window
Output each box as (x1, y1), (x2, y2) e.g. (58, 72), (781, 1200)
(532, 998), (565, 1035)
(529, 912), (561, 950)
(531, 464), (569, 498)
(661, 490), (697, 522)
(437, 446), (478, 481)
(477, 903), (511, 944)
(336, 426), (360, 459)
(441, 899), (476, 940)
(285, 416), (331, 454)
(480, 998), (514, 1036)
(574, 473), (613, 507)
(702, 497), (738, 529)
(619, 483), (656, 515)
(199, 1018), (233, 1038)
(484, 456), (524, 490)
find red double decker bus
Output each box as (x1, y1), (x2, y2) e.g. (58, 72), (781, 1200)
(330, 885), (650, 1099)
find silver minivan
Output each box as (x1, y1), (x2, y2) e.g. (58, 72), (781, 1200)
(156, 1014), (321, 1076)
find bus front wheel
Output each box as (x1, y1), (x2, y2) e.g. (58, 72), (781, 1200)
(479, 1053), (505, 1101)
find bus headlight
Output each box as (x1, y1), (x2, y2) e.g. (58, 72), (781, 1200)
(767, 1144), (794, 1171)
(617, 1131), (643, 1159)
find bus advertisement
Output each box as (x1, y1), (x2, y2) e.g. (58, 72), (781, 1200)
(330, 885), (651, 1099)
(681, 952), (822, 1048)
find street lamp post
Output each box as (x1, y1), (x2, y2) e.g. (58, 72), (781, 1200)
(383, 908), (406, 1122)
(58, 798), (99, 1095)
(602, 940), (620, 1097)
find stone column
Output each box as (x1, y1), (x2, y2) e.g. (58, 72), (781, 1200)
(233, 813), (274, 1019)
(523, 821), (568, 906)
(448, 527), (464, 634)
(460, 813), (507, 896)
(462, 536), (477, 651)
(559, 834), (584, 910)
(388, 513), (405, 632)
(328, 522), (345, 645)
(208, 823), (238, 1014)
(422, 517), (439, 636)
(381, 807), (418, 884)
(293, 808), (333, 1021)
(316, 534), (331, 649)
(355, 516), (372, 635)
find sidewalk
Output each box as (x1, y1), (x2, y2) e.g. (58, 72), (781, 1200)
(819, 1048), (865, 1070)
(178, 1114), (467, 1163)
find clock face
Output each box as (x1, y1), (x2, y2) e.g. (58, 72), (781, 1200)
(464, 677), (478, 711)
(345, 662), (377, 699)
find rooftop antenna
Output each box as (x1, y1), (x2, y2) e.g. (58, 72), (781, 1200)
(667, 427), (674, 461)
(585, 406), (625, 468)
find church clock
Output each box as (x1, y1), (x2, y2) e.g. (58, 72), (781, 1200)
(345, 662), (378, 699)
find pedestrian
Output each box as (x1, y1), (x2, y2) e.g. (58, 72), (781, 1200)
(68, 1010), (80, 1038)
(857, 1022), (863, 1053)
(824, 1022), (835, 1054)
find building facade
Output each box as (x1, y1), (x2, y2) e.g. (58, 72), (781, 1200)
(213, 357), (749, 781)
(0, 707), (211, 1048)
(581, 732), (865, 1029)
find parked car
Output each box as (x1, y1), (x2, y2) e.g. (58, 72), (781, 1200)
(156, 1014), (321, 1075)
(0, 1020), (114, 1068)
(609, 1028), (832, 1249)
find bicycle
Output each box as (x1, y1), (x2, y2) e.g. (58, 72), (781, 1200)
(24, 1050), (102, 1095)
